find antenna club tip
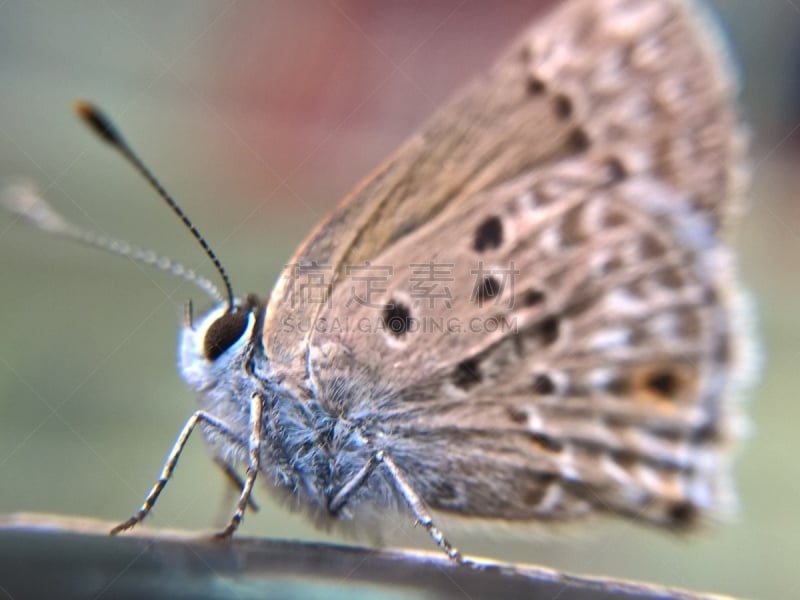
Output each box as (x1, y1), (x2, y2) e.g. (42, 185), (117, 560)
(72, 99), (95, 120)
(72, 99), (124, 147)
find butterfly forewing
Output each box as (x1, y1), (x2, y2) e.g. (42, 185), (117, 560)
(264, 0), (748, 529)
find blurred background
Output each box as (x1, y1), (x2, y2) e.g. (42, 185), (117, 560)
(0, 1), (798, 598)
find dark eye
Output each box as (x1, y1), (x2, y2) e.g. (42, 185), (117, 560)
(203, 310), (250, 360)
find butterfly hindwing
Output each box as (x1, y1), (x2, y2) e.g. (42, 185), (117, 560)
(265, 0), (747, 526)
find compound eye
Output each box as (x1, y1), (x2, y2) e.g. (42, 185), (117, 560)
(203, 310), (250, 360)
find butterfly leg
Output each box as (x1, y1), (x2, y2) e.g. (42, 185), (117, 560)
(328, 454), (380, 515)
(214, 457), (260, 512)
(110, 410), (244, 535)
(214, 392), (264, 538)
(377, 451), (463, 563)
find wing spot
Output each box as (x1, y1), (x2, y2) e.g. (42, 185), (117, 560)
(656, 268), (685, 289)
(668, 501), (697, 528)
(453, 358), (482, 389)
(532, 373), (556, 395)
(538, 315), (561, 346)
(506, 406), (528, 424)
(553, 94), (573, 119)
(523, 289), (545, 307)
(605, 376), (631, 397)
(475, 275), (501, 303)
(690, 423), (721, 444)
(527, 76), (547, 95)
(567, 127), (591, 152)
(603, 210), (628, 228)
(473, 216), (503, 252)
(530, 432), (564, 452)
(382, 302), (412, 338)
(644, 369), (681, 400)
(640, 234), (666, 259)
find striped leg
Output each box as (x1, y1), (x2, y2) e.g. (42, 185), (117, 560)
(214, 392), (263, 538)
(378, 451), (463, 563)
(328, 454), (379, 515)
(110, 411), (243, 535)
(214, 457), (260, 512)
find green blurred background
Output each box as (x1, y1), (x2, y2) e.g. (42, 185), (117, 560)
(0, 1), (798, 598)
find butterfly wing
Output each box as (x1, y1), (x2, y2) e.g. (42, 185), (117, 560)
(265, 0), (749, 527)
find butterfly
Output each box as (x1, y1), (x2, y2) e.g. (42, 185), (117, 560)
(5, 0), (752, 564)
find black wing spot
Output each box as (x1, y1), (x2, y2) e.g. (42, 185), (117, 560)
(473, 216), (503, 252)
(668, 501), (697, 527)
(530, 432), (564, 452)
(646, 370), (681, 399)
(523, 289), (545, 307)
(527, 76), (546, 95)
(475, 276), (501, 303)
(532, 373), (556, 395)
(453, 358), (482, 389)
(382, 301), (412, 337)
(566, 127), (591, 153)
(538, 315), (561, 346)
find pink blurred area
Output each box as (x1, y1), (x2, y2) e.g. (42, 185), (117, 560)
(196, 1), (555, 213)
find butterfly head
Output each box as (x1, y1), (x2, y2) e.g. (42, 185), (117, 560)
(179, 295), (264, 390)
(54, 102), (272, 394)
